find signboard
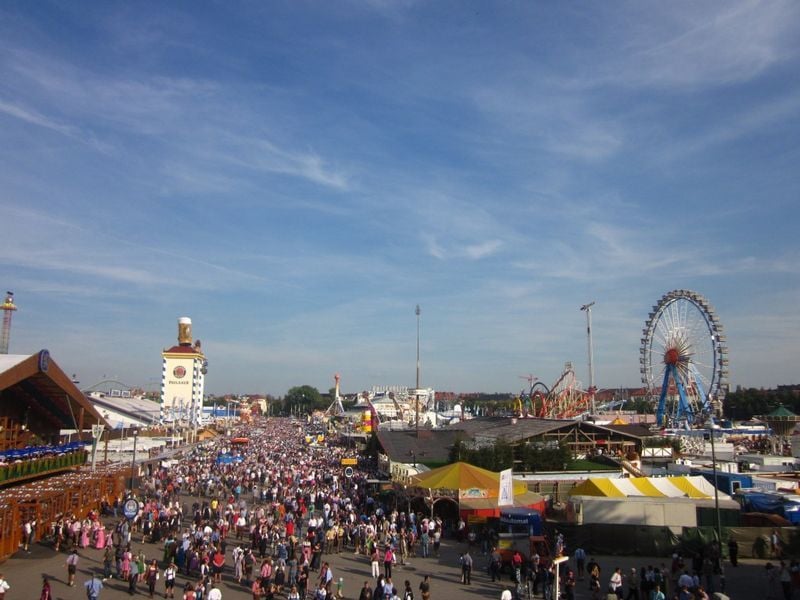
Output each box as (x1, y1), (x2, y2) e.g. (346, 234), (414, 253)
(344, 466), (354, 478)
(498, 468), (514, 507)
(459, 487), (489, 499)
(340, 458), (358, 466)
(123, 498), (140, 520)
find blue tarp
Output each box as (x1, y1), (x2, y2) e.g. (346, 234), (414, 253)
(737, 490), (800, 524)
(0, 441), (89, 460)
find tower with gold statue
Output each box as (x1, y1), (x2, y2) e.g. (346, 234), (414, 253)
(160, 317), (207, 427)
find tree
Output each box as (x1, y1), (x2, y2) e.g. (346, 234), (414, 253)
(284, 385), (325, 414)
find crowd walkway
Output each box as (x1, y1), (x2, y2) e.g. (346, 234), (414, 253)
(0, 416), (776, 600)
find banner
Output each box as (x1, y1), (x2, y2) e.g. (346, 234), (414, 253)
(498, 468), (514, 507)
(459, 487), (489, 499)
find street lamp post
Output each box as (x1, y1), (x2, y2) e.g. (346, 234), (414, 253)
(709, 420), (722, 544)
(415, 304), (421, 438)
(580, 302), (596, 414)
(130, 429), (139, 494)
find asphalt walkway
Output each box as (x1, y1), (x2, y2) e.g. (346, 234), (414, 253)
(0, 522), (772, 599)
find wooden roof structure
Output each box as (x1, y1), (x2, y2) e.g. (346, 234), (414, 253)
(0, 350), (106, 443)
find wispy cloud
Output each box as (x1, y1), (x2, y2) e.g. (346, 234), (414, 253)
(0, 98), (76, 135)
(470, 85), (624, 162)
(598, 1), (799, 89)
(3, 48), (350, 190)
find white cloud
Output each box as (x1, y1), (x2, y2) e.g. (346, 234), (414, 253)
(598, 1), (799, 89)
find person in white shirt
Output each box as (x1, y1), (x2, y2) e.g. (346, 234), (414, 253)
(500, 589), (512, 600)
(207, 583), (222, 600)
(609, 567), (623, 599)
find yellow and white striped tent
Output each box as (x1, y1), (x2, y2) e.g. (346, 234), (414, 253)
(569, 475), (730, 500)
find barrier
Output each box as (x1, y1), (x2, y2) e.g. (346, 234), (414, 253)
(0, 465), (127, 562)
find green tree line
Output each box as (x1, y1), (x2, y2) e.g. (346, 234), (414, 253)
(449, 439), (571, 472)
(723, 386), (800, 421)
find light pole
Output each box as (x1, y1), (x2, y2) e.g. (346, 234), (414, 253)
(415, 304), (421, 438)
(709, 418), (722, 544)
(130, 429), (139, 494)
(580, 302), (596, 414)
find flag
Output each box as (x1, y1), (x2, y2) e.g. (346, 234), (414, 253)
(498, 468), (513, 506)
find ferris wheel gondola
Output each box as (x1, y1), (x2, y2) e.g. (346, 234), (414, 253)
(640, 289), (728, 428)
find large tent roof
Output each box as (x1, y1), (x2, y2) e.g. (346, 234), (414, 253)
(569, 475), (730, 500)
(0, 350), (106, 431)
(410, 461), (527, 497)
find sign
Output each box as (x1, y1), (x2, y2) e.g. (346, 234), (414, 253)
(123, 498), (140, 520)
(38, 349), (50, 372)
(344, 466), (354, 478)
(498, 468), (514, 507)
(459, 487), (489, 499)
(340, 458), (358, 466)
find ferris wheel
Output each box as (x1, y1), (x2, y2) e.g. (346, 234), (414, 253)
(640, 289), (729, 427)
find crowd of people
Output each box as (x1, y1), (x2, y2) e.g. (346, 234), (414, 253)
(52, 416), (448, 600)
(5, 413), (776, 600)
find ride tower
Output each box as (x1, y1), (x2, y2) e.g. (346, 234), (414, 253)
(160, 317), (208, 428)
(1, 291), (17, 354)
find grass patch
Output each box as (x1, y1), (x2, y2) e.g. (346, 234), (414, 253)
(567, 459), (615, 471)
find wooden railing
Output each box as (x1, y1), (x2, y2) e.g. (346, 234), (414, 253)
(0, 465), (127, 562)
(0, 450), (88, 485)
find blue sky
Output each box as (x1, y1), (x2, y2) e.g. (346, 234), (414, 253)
(1, 1), (798, 397)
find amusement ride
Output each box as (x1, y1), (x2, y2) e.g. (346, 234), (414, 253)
(640, 289), (728, 428)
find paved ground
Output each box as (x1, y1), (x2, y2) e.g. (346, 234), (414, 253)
(0, 522), (774, 600)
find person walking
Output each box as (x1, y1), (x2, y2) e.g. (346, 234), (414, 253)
(67, 548), (80, 586)
(165, 561), (178, 599)
(418, 575), (430, 600)
(728, 538), (739, 567)
(403, 580), (414, 600)
(0, 573), (9, 600)
(609, 567), (623, 599)
(129, 559), (140, 595)
(371, 546), (381, 580)
(85, 574), (104, 600)
(575, 547), (587, 580)
(461, 551), (473, 585)
(359, 581), (373, 600)
(384, 546), (394, 579)
(207, 583), (222, 600)
(146, 559), (160, 598)
(489, 547), (502, 582)
(650, 584), (665, 600)
(625, 567), (640, 600)
(40, 575), (53, 600)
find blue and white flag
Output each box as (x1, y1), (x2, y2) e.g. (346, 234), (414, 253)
(498, 468), (514, 507)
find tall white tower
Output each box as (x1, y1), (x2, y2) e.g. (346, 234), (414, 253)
(160, 317), (207, 428)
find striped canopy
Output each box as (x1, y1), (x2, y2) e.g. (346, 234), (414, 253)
(569, 475), (729, 500)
